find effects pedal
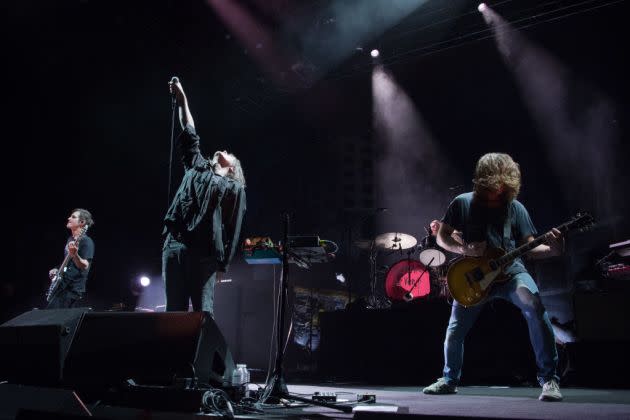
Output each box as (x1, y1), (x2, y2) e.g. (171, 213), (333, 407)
(357, 394), (376, 403)
(312, 391), (337, 402)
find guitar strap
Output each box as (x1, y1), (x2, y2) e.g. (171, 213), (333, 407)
(502, 204), (512, 251)
(484, 205), (512, 250)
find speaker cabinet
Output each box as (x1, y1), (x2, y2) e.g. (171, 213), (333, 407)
(62, 311), (234, 388)
(0, 308), (87, 386)
(0, 383), (91, 420)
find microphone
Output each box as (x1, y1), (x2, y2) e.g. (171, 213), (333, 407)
(170, 76), (179, 105)
(403, 291), (414, 302)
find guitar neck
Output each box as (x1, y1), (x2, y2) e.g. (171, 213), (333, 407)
(495, 236), (547, 266)
(493, 219), (578, 267)
(58, 252), (72, 273)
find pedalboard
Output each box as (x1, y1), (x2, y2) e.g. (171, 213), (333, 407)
(312, 391), (337, 402)
(357, 394), (376, 403)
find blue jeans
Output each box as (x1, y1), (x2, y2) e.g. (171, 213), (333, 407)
(162, 234), (217, 313)
(442, 272), (558, 386)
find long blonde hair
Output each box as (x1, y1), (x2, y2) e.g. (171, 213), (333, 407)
(473, 153), (521, 202)
(210, 152), (246, 186)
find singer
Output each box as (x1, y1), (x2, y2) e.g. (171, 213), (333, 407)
(162, 78), (246, 314)
(422, 153), (564, 402)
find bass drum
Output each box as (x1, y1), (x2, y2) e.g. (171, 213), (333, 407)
(384, 259), (431, 302)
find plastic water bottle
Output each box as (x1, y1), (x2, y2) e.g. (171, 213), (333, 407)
(243, 365), (250, 384)
(232, 364), (247, 386)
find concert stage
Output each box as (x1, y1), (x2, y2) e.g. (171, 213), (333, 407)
(2, 383), (630, 419)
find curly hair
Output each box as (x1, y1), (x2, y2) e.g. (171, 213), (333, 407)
(472, 153), (521, 202)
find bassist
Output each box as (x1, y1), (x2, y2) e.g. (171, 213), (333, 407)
(422, 153), (564, 402)
(47, 209), (95, 309)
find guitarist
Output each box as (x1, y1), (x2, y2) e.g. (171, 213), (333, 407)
(422, 153), (564, 402)
(46, 209), (95, 309)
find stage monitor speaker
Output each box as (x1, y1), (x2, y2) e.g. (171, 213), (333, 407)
(62, 311), (235, 388)
(0, 308), (87, 386)
(0, 383), (91, 420)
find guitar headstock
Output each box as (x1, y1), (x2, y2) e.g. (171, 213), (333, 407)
(566, 212), (595, 233)
(77, 225), (89, 241)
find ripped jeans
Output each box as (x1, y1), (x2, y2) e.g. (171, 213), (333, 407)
(442, 271), (559, 386)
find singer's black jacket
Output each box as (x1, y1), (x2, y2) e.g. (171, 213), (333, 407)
(163, 124), (246, 272)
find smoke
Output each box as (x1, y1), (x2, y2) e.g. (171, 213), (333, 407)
(289, 0), (430, 79)
(372, 65), (459, 239)
(482, 6), (620, 221)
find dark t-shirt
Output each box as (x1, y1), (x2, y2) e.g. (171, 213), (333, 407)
(163, 124), (246, 271)
(62, 234), (95, 293)
(442, 192), (537, 276)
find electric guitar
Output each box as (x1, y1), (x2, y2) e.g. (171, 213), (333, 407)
(446, 213), (594, 307)
(46, 226), (89, 303)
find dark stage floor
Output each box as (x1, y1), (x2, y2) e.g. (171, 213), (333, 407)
(5, 382), (629, 419)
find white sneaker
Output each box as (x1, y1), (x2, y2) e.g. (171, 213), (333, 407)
(422, 378), (457, 395)
(539, 379), (563, 401)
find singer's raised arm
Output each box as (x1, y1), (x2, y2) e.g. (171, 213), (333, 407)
(169, 80), (203, 170)
(169, 79), (195, 130)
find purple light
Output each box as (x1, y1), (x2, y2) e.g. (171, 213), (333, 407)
(370, 49), (380, 58)
(139, 276), (151, 287)
(478, 3), (487, 13)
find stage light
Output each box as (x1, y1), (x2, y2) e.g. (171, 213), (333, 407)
(139, 276), (151, 287)
(478, 3), (487, 13)
(371, 49), (380, 58)
(335, 273), (346, 283)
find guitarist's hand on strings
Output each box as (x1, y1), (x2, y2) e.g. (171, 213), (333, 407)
(462, 241), (487, 257)
(48, 268), (58, 281)
(68, 241), (79, 257)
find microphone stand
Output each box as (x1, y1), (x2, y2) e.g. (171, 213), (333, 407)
(259, 213), (352, 413)
(403, 257), (434, 302)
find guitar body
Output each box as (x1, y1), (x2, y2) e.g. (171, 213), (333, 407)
(446, 213), (594, 307)
(447, 247), (509, 307)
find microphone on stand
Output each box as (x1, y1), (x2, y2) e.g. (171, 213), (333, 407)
(403, 291), (414, 302)
(170, 76), (180, 105)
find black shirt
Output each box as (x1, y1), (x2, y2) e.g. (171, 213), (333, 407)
(63, 234), (95, 293)
(163, 124), (246, 272)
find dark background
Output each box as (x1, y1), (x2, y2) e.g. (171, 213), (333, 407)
(6, 0), (630, 383)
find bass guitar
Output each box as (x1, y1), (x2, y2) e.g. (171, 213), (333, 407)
(447, 213), (593, 307)
(46, 225), (89, 303)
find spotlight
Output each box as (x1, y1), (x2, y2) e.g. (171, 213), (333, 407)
(139, 276), (151, 287)
(370, 49), (380, 58)
(478, 3), (487, 12)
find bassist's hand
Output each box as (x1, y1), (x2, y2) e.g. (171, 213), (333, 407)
(463, 241), (487, 257)
(49, 268), (59, 281)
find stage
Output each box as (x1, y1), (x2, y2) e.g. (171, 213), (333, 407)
(3, 382), (630, 419)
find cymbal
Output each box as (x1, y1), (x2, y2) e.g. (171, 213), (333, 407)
(374, 232), (417, 250)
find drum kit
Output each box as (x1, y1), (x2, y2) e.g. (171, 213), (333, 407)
(353, 228), (451, 307)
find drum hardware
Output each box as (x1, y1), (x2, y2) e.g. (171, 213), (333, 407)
(403, 257), (434, 302)
(352, 232), (419, 309)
